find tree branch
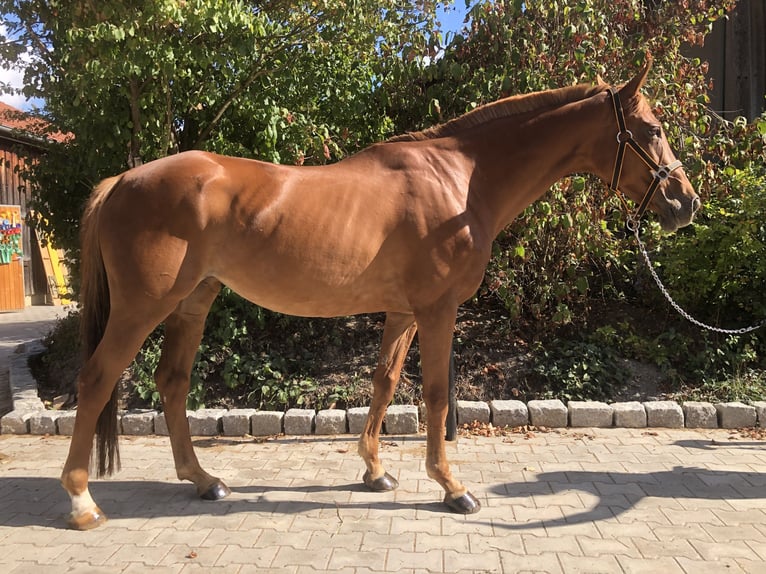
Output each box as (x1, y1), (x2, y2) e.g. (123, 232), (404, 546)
(192, 66), (276, 149)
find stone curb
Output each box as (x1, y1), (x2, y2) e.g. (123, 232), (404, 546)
(3, 340), (766, 436)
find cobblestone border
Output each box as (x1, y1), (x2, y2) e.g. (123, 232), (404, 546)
(3, 339), (765, 436)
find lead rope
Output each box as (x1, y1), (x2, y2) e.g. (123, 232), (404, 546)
(629, 219), (766, 335)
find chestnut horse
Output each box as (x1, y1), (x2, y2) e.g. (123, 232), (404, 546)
(62, 57), (699, 529)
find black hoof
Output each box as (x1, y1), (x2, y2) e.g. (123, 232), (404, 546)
(445, 491), (481, 514)
(200, 480), (231, 501)
(363, 470), (399, 492)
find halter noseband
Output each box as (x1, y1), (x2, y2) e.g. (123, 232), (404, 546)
(607, 88), (682, 229)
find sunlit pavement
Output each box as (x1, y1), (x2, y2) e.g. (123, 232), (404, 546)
(1, 426), (766, 573)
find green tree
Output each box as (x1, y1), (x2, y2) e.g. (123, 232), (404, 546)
(0, 0), (441, 263)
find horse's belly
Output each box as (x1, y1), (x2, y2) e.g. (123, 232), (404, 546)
(219, 274), (408, 318)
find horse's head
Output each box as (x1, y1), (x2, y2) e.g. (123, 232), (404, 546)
(603, 56), (700, 232)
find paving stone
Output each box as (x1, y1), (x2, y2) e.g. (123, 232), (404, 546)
(251, 410), (284, 436)
(753, 401), (766, 427)
(121, 410), (156, 435)
(568, 401), (613, 427)
(611, 401), (647, 428)
(644, 401), (684, 428)
(56, 410), (77, 435)
(188, 408), (224, 436)
(456, 400), (490, 425)
(28, 411), (62, 435)
(489, 399), (528, 427)
(315, 409), (347, 435)
(0, 410), (32, 434)
(527, 399), (567, 427)
(715, 402), (757, 429)
(222, 409), (256, 436)
(154, 412), (170, 436)
(346, 406), (369, 434)
(384, 404), (418, 434)
(683, 402), (718, 428)
(284, 408), (315, 435)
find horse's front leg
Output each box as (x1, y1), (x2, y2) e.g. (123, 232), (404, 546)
(358, 312), (417, 491)
(416, 305), (481, 514)
(156, 279), (230, 500)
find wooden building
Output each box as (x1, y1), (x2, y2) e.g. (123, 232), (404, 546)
(691, 0), (766, 121)
(0, 101), (67, 310)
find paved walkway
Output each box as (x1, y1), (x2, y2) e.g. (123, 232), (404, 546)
(2, 427), (766, 573)
(0, 305), (69, 415)
(1, 307), (766, 572)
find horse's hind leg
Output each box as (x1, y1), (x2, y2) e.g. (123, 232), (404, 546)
(62, 309), (174, 530)
(154, 278), (229, 499)
(358, 312), (417, 491)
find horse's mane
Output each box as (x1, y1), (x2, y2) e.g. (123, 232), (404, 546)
(387, 82), (610, 143)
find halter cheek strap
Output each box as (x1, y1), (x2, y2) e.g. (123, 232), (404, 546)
(607, 88), (682, 226)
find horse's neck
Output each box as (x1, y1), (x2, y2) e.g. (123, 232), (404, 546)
(464, 95), (607, 238)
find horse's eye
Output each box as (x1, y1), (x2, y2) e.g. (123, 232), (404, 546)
(649, 126), (662, 139)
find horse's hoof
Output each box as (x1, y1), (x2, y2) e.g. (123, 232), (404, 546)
(200, 480), (231, 501)
(363, 470), (399, 492)
(67, 507), (107, 530)
(444, 491), (481, 514)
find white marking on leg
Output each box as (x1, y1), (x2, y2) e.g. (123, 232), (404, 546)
(70, 487), (97, 517)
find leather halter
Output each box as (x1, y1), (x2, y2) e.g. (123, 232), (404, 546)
(607, 88), (682, 228)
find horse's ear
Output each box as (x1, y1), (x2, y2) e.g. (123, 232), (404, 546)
(620, 53), (653, 99)
(595, 74), (606, 86)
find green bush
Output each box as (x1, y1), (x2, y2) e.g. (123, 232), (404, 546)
(623, 163), (766, 390)
(529, 336), (624, 402)
(651, 163), (766, 328)
(482, 177), (624, 327)
(129, 288), (320, 410)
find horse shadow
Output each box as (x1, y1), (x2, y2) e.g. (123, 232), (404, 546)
(485, 462), (766, 531)
(674, 438), (766, 451)
(3, 437), (764, 530)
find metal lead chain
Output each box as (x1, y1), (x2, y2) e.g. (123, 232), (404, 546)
(631, 223), (766, 335)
